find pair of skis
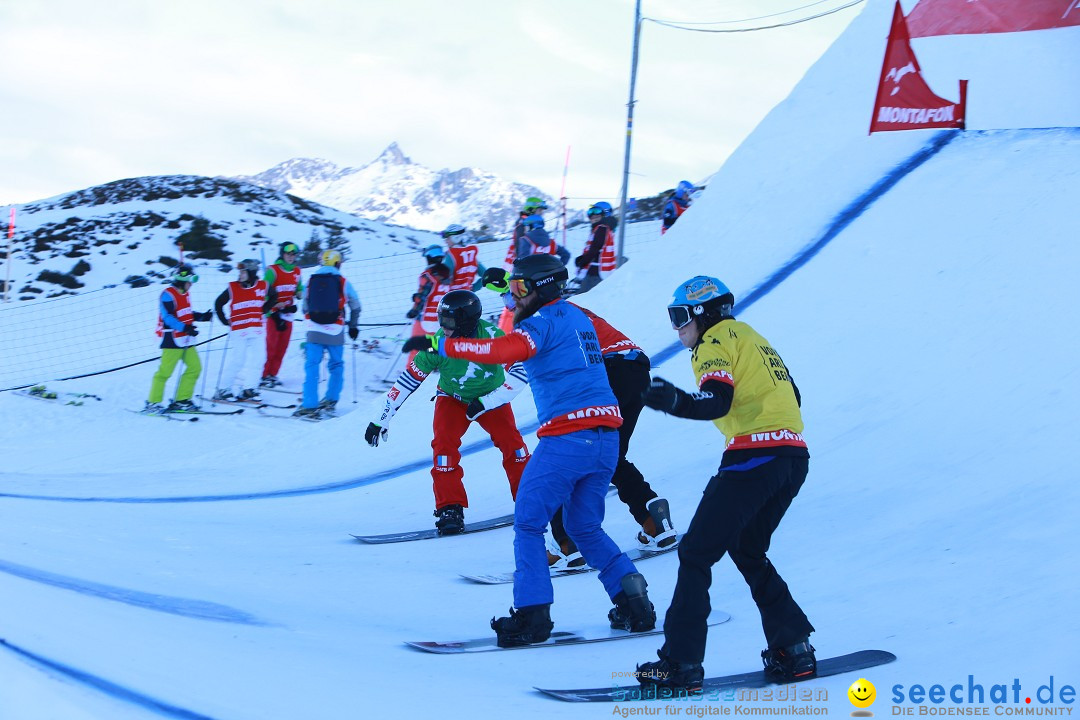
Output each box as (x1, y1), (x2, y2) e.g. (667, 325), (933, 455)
(13, 386), (102, 406)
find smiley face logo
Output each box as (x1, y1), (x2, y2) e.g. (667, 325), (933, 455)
(848, 678), (877, 709)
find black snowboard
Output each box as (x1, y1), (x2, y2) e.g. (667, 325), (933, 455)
(352, 487), (618, 544)
(351, 514), (514, 544)
(460, 538), (680, 584)
(407, 612), (730, 654)
(536, 649), (897, 702)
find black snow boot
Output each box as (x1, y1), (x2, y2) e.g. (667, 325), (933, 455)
(608, 572), (657, 632)
(434, 504), (465, 536)
(491, 604), (554, 648)
(636, 649), (704, 694)
(762, 639), (817, 681)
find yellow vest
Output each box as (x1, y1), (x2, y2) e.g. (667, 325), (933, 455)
(691, 319), (806, 450)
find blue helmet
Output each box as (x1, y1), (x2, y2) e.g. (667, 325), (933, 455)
(667, 276), (733, 329)
(674, 180), (695, 200)
(422, 244), (446, 263)
(587, 201), (613, 217)
(522, 214), (545, 229)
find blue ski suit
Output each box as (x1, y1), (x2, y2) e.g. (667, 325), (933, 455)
(439, 298), (639, 607)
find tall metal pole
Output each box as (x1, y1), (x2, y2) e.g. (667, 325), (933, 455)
(615, 0), (643, 268)
(4, 206), (15, 302)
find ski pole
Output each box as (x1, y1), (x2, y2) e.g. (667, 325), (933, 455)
(212, 323), (232, 404)
(198, 312), (214, 404)
(351, 342), (358, 404)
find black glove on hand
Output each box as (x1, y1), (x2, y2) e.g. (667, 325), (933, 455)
(466, 398), (485, 421)
(574, 255), (588, 269)
(282, 304), (298, 314)
(482, 267), (509, 293)
(183, 323), (199, 337)
(195, 310), (213, 322)
(364, 422), (388, 447)
(405, 307), (420, 319)
(271, 312), (287, 332)
(642, 377), (686, 415)
(348, 326), (359, 340)
(402, 335), (435, 354)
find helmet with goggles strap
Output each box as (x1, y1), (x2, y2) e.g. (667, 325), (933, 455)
(674, 180), (695, 200)
(509, 254), (568, 304)
(587, 201), (613, 218)
(279, 241), (299, 258)
(437, 290), (483, 338)
(667, 276), (734, 330)
(422, 244), (446, 263)
(522, 197), (549, 214)
(172, 263), (199, 286)
(441, 224), (467, 244)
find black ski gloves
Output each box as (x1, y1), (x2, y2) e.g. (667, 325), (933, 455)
(365, 422), (388, 447)
(402, 335), (436, 354)
(193, 310), (213, 322)
(348, 326), (359, 340)
(466, 398), (485, 421)
(482, 267), (509, 293)
(405, 307), (420, 319)
(642, 377), (686, 415)
(644, 377), (735, 421)
(282, 304), (298, 314)
(183, 323), (199, 337)
(271, 312), (287, 332)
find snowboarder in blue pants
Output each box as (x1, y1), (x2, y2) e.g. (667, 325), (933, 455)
(404, 254), (657, 647)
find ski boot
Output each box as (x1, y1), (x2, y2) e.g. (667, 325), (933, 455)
(546, 535), (586, 570)
(762, 639), (817, 682)
(608, 572), (656, 632)
(491, 604), (553, 648)
(259, 375), (280, 389)
(238, 388), (262, 402)
(319, 398), (338, 416)
(166, 399), (199, 413)
(434, 504), (465, 536)
(637, 498), (678, 550)
(213, 389), (235, 401)
(292, 406), (322, 420)
(142, 401), (165, 415)
(636, 649), (704, 694)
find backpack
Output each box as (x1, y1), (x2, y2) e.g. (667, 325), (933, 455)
(307, 273), (344, 325)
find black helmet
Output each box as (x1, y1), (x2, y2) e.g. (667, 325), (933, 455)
(510, 254), (568, 304)
(438, 290), (483, 338)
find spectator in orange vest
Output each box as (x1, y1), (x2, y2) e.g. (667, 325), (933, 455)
(661, 181), (695, 235)
(213, 259), (276, 403)
(261, 242), (304, 389)
(143, 264), (214, 415)
(574, 201), (619, 294)
(406, 245), (452, 364)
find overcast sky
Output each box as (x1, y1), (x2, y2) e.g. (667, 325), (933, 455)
(0, 0), (861, 208)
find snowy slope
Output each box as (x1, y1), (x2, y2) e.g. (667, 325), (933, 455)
(2, 174), (442, 301)
(1, 1), (1078, 718)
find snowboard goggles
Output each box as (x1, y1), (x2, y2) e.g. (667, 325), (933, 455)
(509, 277), (533, 299)
(587, 206), (604, 217)
(281, 244), (299, 255)
(667, 304), (703, 329)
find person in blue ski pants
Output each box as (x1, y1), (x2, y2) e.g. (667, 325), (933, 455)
(404, 254), (658, 647)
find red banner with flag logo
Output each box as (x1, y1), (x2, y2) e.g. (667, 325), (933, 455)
(907, 0), (1080, 37)
(870, 1), (967, 134)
